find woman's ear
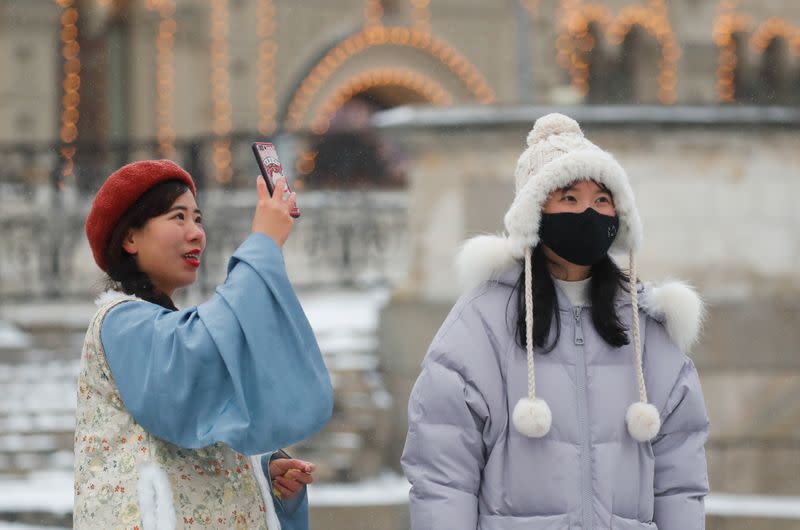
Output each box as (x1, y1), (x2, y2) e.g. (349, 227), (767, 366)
(121, 229), (138, 255)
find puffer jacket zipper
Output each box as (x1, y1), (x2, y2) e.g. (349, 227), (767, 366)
(574, 306), (593, 530)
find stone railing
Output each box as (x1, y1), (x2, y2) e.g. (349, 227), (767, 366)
(0, 188), (409, 302)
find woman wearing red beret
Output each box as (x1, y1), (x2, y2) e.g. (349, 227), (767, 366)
(75, 159), (333, 530)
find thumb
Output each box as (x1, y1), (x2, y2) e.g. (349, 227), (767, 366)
(256, 176), (268, 201)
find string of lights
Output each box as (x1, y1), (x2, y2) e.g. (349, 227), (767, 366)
(285, 26), (495, 131)
(210, 0), (233, 183)
(556, 0), (610, 97)
(257, 0), (278, 135)
(556, 0), (680, 104)
(750, 17), (800, 55)
(365, 0), (384, 28)
(309, 68), (454, 134)
(146, 0), (177, 158)
(713, 3), (751, 103)
(55, 0), (81, 182)
(294, 149), (316, 181)
(713, 2), (799, 102)
(411, 0), (431, 34)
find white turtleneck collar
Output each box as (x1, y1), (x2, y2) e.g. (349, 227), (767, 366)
(553, 276), (591, 307)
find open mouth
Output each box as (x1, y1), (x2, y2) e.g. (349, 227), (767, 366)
(182, 252), (201, 268)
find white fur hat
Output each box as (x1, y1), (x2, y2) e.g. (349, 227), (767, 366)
(462, 113), (664, 443)
(504, 113), (643, 259)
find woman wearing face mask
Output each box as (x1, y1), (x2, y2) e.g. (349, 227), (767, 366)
(76, 160), (333, 530)
(402, 114), (709, 530)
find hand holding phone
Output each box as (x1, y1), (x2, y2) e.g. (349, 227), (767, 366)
(251, 175), (295, 247)
(252, 141), (300, 218)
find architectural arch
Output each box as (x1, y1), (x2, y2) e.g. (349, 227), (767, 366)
(714, 8), (800, 103)
(308, 68), (454, 134)
(280, 26), (496, 131)
(556, 0), (679, 104)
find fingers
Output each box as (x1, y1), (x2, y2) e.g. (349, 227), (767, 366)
(272, 484), (291, 499)
(284, 468), (314, 485)
(272, 458), (314, 475)
(256, 176), (269, 202)
(274, 474), (304, 496)
(268, 457), (316, 500)
(287, 192), (297, 210)
(271, 177), (287, 200)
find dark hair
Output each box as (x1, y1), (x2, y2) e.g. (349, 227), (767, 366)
(510, 244), (630, 353)
(103, 180), (192, 310)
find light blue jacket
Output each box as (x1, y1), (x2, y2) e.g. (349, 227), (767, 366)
(101, 233), (333, 529)
(401, 265), (709, 530)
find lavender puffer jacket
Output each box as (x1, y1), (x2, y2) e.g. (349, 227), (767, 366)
(401, 265), (709, 530)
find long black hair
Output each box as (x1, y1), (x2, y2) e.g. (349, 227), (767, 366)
(103, 180), (192, 311)
(511, 243), (630, 352)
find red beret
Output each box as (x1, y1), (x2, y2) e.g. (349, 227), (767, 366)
(86, 159), (196, 272)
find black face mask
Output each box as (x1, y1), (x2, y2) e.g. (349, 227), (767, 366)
(538, 208), (619, 266)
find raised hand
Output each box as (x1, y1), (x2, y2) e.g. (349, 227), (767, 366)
(251, 177), (297, 247)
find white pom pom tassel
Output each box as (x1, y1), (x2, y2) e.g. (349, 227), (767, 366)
(513, 247), (552, 439)
(625, 402), (661, 442)
(626, 252), (660, 442)
(513, 397), (552, 438)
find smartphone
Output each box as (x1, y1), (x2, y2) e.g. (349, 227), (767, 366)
(252, 141), (300, 218)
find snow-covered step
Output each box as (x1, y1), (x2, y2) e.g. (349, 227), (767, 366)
(0, 434), (71, 453)
(0, 360), (79, 383)
(0, 450), (72, 475)
(0, 361), (78, 477)
(0, 414), (75, 434)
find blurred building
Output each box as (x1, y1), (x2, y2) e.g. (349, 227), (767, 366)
(1, 0), (799, 151)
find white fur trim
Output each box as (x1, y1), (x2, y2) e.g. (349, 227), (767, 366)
(641, 281), (705, 352)
(527, 113), (582, 146)
(512, 397), (552, 438)
(94, 289), (131, 307)
(505, 149), (642, 259)
(626, 402), (661, 442)
(250, 455), (282, 530)
(137, 463), (176, 530)
(455, 234), (516, 290)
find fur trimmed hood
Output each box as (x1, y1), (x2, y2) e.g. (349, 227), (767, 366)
(456, 233), (705, 353)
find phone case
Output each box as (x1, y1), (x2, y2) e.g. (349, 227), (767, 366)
(252, 141), (300, 218)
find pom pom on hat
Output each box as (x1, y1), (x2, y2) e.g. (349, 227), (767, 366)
(625, 401), (661, 442)
(85, 159), (196, 272)
(526, 113), (583, 146)
(512, 397), (552, 438)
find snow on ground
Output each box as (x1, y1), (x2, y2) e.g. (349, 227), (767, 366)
(0, 472), (73, 515)
(4, 470), (800, 520)
(0, 321), (31, 351)
(0, 469), (409, 513)
(706, 493), (800, 519)
(298, 289), (389, 338)
(307, 472), (410, 507)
